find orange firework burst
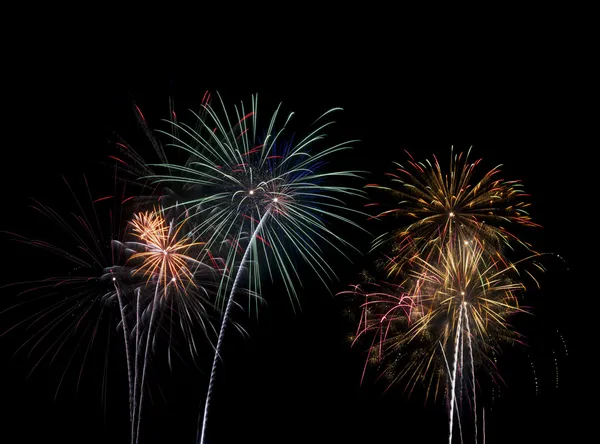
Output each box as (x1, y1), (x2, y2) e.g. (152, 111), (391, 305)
(368, 148), (540, 277)
(126, 208), (218, 444)
(128, 209), (204, 293)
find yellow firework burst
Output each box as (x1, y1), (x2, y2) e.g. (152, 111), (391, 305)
(368, 148), (539, 277)
(349, 239), (540, 401)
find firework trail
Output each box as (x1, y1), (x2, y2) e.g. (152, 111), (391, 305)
(199, 210), (270, 443)
(134, 287), (141, 438)
(449, 302), (464, 444)
(553, 349), (559, 389)
(114, 276), (134, 424)
(483, 408), (486, 444)
(464, 302), (477, 444)
(147, 94), (365, 443)
(559, 331), (568, 356)
(530, 357), (539, 396)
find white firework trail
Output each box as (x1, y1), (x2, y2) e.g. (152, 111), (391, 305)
(449, 302), (465, 444)
(464, 303), (477, 444)
(198, 211), (270, 444)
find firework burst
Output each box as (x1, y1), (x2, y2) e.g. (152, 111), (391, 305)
(125, 207), (218, 444)
(346, 147), (544, 443)
(148, 94), (366, 444)
(345, 236), (543, 442)
(368, 147), (539, 277)
(128, 209), (205, 291)
(150, 95), (366, 307)
(0, 176), (138, 423)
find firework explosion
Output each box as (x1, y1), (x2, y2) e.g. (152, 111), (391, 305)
(0, 176), (138, 421)
(368, 147), (539, 278)
(125, 208), (220, 444)
(2, 86), (558, 444)
(1, 173), (223, 444)
(345, 148), (542, 443)
(148, 94), (366, 443)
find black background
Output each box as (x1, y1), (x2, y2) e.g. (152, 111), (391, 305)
(1, 27), (591, 444)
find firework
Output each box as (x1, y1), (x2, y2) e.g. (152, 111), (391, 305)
(406, 240), (533, 443)
(346, 236), (543, 442)
(348, 147), (544, 442)
(104, 94), (237, 443)
(368, 147), (539, 277)
(338, 279), (416, 383)
(125, 208), (218, 444)
(2, 174), (222, 444)
(0, 176), (138, 422)
(109, 92), (214, 207)
(147, 94), (366, 444)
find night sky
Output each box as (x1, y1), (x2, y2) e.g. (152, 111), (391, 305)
(1, 39), (589, 444)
